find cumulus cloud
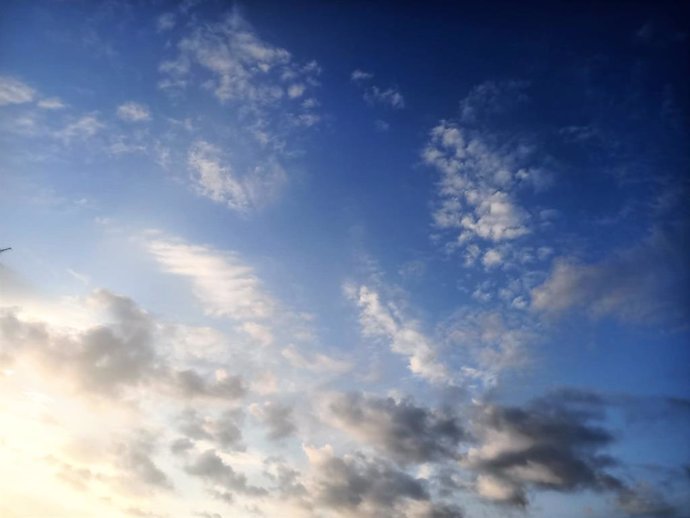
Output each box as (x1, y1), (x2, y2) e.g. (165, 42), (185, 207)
(116, 432), (173, 491)
(0, 289), (160, 396)
(0, 76), (35, 105)
(250, 401), (296, 440)
(305, 445), (428, 517)
(347, 284), (451, 385)
(172, 368), (246, 400)
(327, 392), (466, 464)
(176, 408), (245, 451)
(147, 237), (275, 321)
(117, 101), (151, 122)
(184, 449), (267, 498)
(464, 391), (622, 507)
(422, 81), (553, 263)
(423, 122), (533, 245)
(531, 225), (690, 324)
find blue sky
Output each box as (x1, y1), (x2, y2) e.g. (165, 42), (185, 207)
(0, 1), (688, 517)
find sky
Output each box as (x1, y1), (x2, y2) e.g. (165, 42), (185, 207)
(0, 1), (688, 517)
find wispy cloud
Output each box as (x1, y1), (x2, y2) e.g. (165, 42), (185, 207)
(0, 76), (35, 105)
(186, 140), (286, 213)
(351, 69), (405, 109)
(346, 283), (451, 385)
(147, 237), (275, 321)
(117, 102), (152, 122)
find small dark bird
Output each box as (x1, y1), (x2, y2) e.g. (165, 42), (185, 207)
(0, 247), (11, 254)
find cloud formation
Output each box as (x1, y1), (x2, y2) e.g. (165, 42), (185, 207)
(328, 392), (466, 464)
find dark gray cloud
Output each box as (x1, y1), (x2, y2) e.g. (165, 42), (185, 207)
(328, 392), (467, 464)
(262, 457), (307, 499)
(172, 369), (246, 400)
(184, 449), (267, 498)
(251, 401), (296, 440)
(308, 448), (463, 518)
(313, 451), (427, 510)
(617, 483), (678, 517)
(116, 432), (173, 491)
(176, 409), (245, 452)
(465, 391), (620, 506)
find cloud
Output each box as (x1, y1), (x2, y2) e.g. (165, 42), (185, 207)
(117, 102), (151, 122)
(172, 368), (246, 400)
(0, 289), (160, 396)
(176, 408), (245, 452)
(147, 237), (275, 321)
(158, 10), (320, 109)
(364, 86), (405, 110)
(156, 12), (176, 32)
(350, 69), (405, 109)
(37, 97), (66, 110)
(464, 391), (622, 507)
(327, 392), (466, 464)
(54, 114), (104, 142)
(423, 122), (534, 245)
(250, 401), (296, 440)
(305, 446), (429, 516)
(458, 80), (529, 124)
(531, 225), (690, 324)
(0, 76), (35, 105)
(281, 344), (352, 374)
(351, 69), (374, 83)
(422, 81), (552, 261)
(156, 10), (320, 212)
(347, 284), (451, 385)
(440, 309), (533, 389)
(184, 449), (266, 498)
(116, 432), (173, 491)
(186, 140), (287, 212)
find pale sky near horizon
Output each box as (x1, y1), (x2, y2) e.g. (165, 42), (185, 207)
(0, 1), (689, 517)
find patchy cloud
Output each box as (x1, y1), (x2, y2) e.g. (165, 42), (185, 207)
(327, 392), (466, 464)
(0, 76), (35, 105)
(532, 225), (690, 324)
(346, 284), (451, 385)
(117, 101), (151, 122)
(351, 69), (405, 109)
(147, 237), (275, 321)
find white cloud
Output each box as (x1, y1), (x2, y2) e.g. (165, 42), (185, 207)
(117, 102), (151, 122)
(54, 114), (104, 142)
(187, 140), (287, 213)
(37, 97), (66, 110)
(156, 12), (176, 32)
(159, 11), (319, 108)
(147, 237), (275, 321)
(350, 69), (373, 82)
(347, 284), (451, 385)
(364, 86), (405, 109)
(0, 76), (35, 105)
(423, 121), (533, 250)
(531, 226), (689, 323)
(351, 69), (405, 109)
(281, 344), (351, 374)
